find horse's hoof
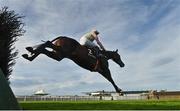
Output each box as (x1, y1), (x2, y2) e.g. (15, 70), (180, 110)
(118, 89), (124, 96)
(119, 93), (124, 96)
(22, 54), (28, 58)
(26, 47), (34, 53)
(22, 54), (33, 61)
(119, 88), (122, 92)
(116, 88), (123, 93)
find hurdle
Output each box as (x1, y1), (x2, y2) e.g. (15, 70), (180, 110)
(0, 68), (21, 110)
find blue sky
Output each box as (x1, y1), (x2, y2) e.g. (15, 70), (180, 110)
(1, 0), (180, 95)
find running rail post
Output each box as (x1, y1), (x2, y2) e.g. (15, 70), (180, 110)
(0, 68), (21, 110)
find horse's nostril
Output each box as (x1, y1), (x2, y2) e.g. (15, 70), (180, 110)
(121, 63), (125, 67)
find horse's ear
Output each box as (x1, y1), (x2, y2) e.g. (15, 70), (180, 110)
(115, 49), (118, 53)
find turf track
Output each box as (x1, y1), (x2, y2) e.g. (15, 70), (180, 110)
(20, 100), (180, 110)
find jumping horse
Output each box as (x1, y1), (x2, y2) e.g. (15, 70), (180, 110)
(22, 36), (125, 93)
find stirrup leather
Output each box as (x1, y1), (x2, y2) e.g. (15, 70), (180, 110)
(94, 59), (100, 71)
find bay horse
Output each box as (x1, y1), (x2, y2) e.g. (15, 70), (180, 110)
(22, 36), (125, 93)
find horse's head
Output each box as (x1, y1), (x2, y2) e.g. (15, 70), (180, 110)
(111, 49), (125, 68)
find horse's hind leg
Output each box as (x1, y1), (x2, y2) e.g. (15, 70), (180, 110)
(25, 42), (47, 53)
(23, 39), (61, 61)
(22, 53), (39, 61)
(22, 43), (46, 61)
(26, 41), (59, 54)
(22, 48), (62, 61)
(99, 69), (122, 93)
(23, 41), (54, 60)
(42, 49), (63, 61)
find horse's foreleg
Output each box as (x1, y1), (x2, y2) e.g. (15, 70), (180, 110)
(99, 69), (122, 93)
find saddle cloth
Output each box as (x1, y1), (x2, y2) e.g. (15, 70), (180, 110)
(84, 46), (99, 59)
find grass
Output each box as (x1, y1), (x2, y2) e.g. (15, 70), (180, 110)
(20, 99), (180, 110)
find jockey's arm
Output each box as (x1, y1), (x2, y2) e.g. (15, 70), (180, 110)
(95, 36), (106, 51)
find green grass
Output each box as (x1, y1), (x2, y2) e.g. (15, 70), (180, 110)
(20, 100), (180, 110)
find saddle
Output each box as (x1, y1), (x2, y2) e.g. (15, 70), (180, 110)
(85, 46), (106, 71)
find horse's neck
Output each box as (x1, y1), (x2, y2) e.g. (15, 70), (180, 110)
(103, 50), (114, 59)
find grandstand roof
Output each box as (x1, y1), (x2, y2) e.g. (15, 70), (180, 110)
(34, 89), (49, 95)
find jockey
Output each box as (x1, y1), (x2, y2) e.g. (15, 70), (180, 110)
(80, 29), (106, 70)
(80, 29), (106, 51)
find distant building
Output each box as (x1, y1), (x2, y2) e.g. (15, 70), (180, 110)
(84, 90), (149, 100)
(84, 90), (149, 97)
(84, 90), (111, 96)
(34, 89), (49, 96)
(148, 90), (180, 99)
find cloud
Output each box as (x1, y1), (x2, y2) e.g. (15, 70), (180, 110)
(119, 1), (180, 91)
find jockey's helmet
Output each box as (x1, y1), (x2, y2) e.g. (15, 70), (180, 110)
(91, 29), (99, 35)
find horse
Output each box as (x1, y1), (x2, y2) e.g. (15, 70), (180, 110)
(22, 36), (125, 93)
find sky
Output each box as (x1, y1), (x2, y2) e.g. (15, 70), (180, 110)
(1, 0), (180, 95)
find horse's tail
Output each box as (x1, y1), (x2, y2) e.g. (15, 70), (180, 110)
(41, 37), (61, 43)
(50, 37), (62, 42)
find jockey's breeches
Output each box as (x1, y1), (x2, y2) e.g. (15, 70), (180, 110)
(80, 37), (96, 47)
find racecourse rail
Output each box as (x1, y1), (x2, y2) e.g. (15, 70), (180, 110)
(16, 95), (147, 101)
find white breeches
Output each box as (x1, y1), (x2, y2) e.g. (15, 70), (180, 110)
(80, 37), (96, 47)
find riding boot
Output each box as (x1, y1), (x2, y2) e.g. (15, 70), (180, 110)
(93, 47), (102, 71)
(93, 46), (100, 57)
